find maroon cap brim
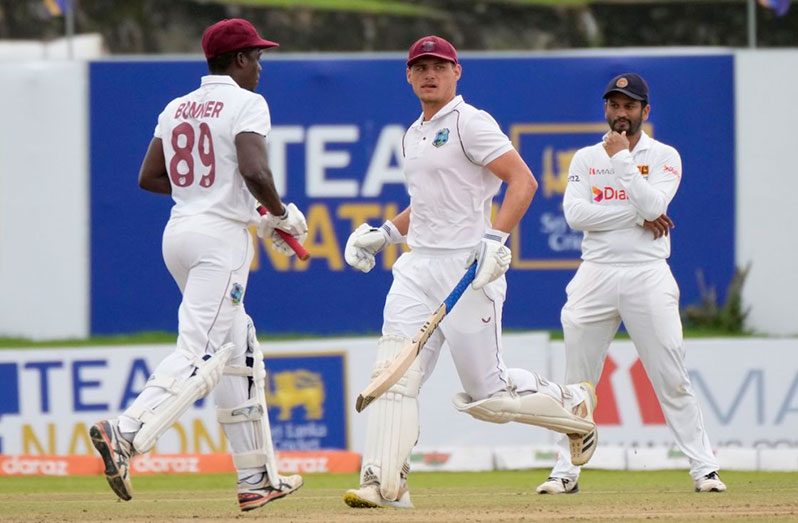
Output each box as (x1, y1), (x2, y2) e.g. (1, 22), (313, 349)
(407, 52), (457, 66)
(253, 38), (279, 49)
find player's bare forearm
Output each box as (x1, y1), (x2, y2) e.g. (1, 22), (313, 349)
(139, 173), (172, 194)
(494, 176), (535, 232)
(243, 171), (283, 216)
(138, 138), (171, 194)
(236, 132), (284, 215)
(389, 207), (411, 236)
(487, 150), (537, 233)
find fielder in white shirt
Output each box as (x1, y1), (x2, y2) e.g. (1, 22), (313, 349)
(536, 73), (726, 495)
(89, 18), (306, 511)
(343, 35), (600, 509)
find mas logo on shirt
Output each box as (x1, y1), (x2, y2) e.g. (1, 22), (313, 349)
(432, 128), (450, 147)
(589, 167), (614, 176)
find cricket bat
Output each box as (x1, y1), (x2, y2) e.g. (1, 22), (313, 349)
(355, 262), (478, 412)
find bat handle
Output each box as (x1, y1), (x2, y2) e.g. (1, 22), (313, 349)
(443, 262), (477, 311)
(256, 206), (311, 261)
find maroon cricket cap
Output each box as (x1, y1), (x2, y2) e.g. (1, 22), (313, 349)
(603, 73), (649, 102)
(407, 35), (458, 66)
(201, 18), (279, 60)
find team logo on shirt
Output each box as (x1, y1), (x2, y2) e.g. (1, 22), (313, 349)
(638, 164), (649, 177)
(432, 128), (450, 147)
(230, 283), (244, 305)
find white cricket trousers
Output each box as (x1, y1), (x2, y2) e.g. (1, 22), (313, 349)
(121, 222), (257, 457)
(550, 260), (719, 481)
(383, 249), (558, 401)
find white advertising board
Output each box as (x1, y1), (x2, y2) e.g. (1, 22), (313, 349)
(1, 336), (796, 471)
(550, 338), (798, 449)
(0, 333), (551, 456)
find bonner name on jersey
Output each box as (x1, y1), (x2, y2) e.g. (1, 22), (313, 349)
(174, 101), (225, 120)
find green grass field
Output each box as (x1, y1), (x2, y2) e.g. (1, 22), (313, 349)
(0, 326), (755, 349)
(2, 470), (797, 522)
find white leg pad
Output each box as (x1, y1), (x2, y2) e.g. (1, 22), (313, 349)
(216, 316), (281, 485)
(130, 343), (234, 453)
(217, 396), (268, 469)
(361, 335), (422, 502)
(452, 390), (594, 435)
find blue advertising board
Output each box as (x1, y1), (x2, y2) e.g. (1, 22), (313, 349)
(90, 53), (734, 335)
(264, 353), (347, 450)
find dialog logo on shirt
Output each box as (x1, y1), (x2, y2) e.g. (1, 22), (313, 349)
(432, 128), (450, 147)
(592, 186), (628, 202)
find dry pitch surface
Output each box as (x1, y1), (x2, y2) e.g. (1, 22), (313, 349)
(2, 470), (797, 522)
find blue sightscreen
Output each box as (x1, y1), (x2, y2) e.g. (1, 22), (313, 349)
(90, 54), (734, 335)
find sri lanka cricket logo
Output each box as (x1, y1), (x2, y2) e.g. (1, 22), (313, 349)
(433, 128), (450, 147)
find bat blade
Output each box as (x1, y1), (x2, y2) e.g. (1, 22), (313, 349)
(355, 262), (477, 413)
(355, 307), (445, 412)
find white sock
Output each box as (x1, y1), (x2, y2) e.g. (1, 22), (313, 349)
(563, 384), (587, 410)
(238, 469), (266, 484)
(118, 415), (142, 435)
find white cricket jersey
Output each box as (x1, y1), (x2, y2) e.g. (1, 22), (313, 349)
(402, 95), (514, 250)
(154, 75), (268, 237)
(563, 131), (682, 263)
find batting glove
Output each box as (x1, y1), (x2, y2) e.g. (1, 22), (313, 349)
(257, 203), (308, 257)
(344, 221), (405, 273)
(467, 228), (512, 290)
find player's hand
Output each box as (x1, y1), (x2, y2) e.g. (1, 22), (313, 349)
(257, 203), (308, 256)
(603, 131), (630, 157)
(467, 229), (512, 290)
(344, 221), (404, 273)
(642, 213), (674, 239)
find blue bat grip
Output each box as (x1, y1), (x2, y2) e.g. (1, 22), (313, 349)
(443, 262), (477, 312)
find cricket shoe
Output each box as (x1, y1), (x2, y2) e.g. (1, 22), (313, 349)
(343, 483), (413, 509)
(89, 419), (135, 501)
(567, 382), (598, 466)
(694, 471), (727, 493)
(237, 472), (304, 511)
(536, 476), (579, 494)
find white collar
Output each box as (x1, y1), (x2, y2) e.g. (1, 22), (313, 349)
(631, 130), (653, 153)
(200, 75), (239, 87)
(412, 95), (464, 128)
